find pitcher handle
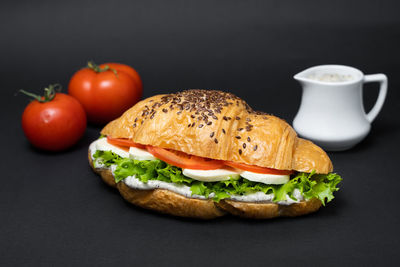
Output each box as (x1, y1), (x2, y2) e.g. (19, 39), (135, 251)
(363, 74), (388, 123)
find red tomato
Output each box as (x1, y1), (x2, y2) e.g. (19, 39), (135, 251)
(21, 85), (87, 151)
(224, 161), (294, 175)
(100, 63), (143, 90)
(146, 146), (224, 170)
(68, 61), (142, 124)
(106, 136), (146, 149)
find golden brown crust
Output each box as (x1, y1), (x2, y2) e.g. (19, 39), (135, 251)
(89, 149), (322, 219)
(101, 90), (333, 174)
(292, 138), (333, 174)
(218, 198), (321, 219)
(117, 182), (226, 219)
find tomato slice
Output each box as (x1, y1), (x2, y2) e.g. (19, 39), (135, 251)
(106, 136), (293, 174)
(106, 136), (146, 149)
(224, 161), (294, 175)
(146, 146), (224, 170)
(114, 144), (130, 152)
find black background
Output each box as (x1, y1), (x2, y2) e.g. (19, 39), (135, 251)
(1, 0), (400, 266)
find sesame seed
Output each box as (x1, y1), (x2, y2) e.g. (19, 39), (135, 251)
(199, 124), (204, 128)
(210, 132), (214, 138)
(214, 138), (218, 144)
(222, 129), (226, 134)
(254, 145), (258, 151)
(243, 143), (246, 149)
(247, 137), (251, 142)
(239, 149), (242, 155)
(133, 123), (136, 128)
(235, 136), (241, 139)
(139, 90), (256, 132)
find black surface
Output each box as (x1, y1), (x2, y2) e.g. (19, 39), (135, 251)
(1, 1), (400, 266)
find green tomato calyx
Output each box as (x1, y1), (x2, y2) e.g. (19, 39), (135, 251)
(87, 61), (118, 76)
(19, 84), (61, 103)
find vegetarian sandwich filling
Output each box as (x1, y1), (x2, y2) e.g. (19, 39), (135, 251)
(91, 138), (342, 205)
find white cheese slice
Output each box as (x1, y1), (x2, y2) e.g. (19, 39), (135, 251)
(95, 137), (130, 158)
(182, 168), (240, 182)
(129, 146), (156, 161)
(240, 171), (289, 185)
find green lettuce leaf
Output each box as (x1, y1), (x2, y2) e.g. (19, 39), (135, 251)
(93, 150), (342, 204)
(94, 150), (195, 185)
(93, 150), (122, 167)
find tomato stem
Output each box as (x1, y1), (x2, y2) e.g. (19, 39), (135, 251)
(87, 61), (118, 77)
(19, 84), (61, 103)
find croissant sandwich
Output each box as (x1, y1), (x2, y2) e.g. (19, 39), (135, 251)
(88, 89), (342, 219)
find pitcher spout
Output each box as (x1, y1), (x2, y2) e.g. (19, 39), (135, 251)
(293, 72), (309, 83)
(293, 69), (312, 85)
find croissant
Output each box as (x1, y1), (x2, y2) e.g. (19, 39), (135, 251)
(89, 90), (340, 219)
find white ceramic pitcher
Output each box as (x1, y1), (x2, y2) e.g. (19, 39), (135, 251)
(293, 65), (387, 151)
